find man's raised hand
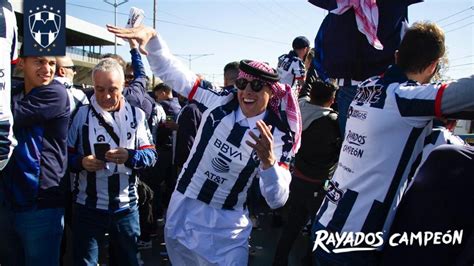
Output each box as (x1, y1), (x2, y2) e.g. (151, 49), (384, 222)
(107, 24), (157, 55)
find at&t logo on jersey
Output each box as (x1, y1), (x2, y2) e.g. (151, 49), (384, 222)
(205, 138), (243, 185)
(211, 153), (231, 173)
(347, 106), (367, 121)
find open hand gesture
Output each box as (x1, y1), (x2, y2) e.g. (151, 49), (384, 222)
(107, 24), (157, 55)
(246, 120), (276, 170)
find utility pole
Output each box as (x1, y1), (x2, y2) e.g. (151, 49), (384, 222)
(174, 54), (213, 70)
(104, 0), (129, 54)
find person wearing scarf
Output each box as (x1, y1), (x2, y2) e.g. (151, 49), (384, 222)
(67, 58), (157, 266)
(107, 24), (302, 265)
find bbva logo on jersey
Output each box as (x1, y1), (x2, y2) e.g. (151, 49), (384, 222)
(23, 0), (65, 56)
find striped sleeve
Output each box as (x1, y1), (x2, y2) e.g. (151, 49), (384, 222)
(10, 24), (18, 62)
(68, 107), (88, 172)
(394, 82), (444, 127)
(135, 108), (154, 150)
(124, 107), (157, 169)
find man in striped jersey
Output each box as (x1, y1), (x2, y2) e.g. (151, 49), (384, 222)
(277, 36), (309, 90)
(107, 24), (302, 265)
(0, 1), (19, 264)
(310, 22), (474, 265)
(0, 0), (18, 171)
(67, 58), (157, 266)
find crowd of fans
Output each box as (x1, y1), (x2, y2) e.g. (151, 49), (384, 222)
(0, 0), (473, 265)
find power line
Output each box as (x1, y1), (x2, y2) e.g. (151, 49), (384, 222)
(253, 0), (296, 33)
(66, 2), (289, 46)
(269, 0), (309, 28)
(235, 0), (285, 34)
(445, 22), (474, 33)
(269, 0), (312, 26)
(440, 15), (473, 28)
(450, 55), (474, 61)
(436, 6), (473, 23)
(449, 62), (474, 68)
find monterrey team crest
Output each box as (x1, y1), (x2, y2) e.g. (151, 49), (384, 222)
(23, 0), (65, 56)
(29, 8), (61, 48)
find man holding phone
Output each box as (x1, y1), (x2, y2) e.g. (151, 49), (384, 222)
(67, 58), (157, 266)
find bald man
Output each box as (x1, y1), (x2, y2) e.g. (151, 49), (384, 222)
(54, 56), (89, 116)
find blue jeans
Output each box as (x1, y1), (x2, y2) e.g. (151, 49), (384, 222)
(73, 204), (140, 266)
(0, 201), (22, 266)
(13, 208), (65, 266)
(336, 85), (358, 137)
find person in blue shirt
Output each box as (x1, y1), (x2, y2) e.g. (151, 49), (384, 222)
(3, 53), (70, 266)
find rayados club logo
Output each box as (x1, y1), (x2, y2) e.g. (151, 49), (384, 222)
(28, 5), (61, 50)
(313, 230), (464, 253)
(23, 0), (65, 56)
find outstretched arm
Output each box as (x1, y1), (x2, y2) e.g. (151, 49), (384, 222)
(440, 75), (474, 119)
(107, 24), (197, 99)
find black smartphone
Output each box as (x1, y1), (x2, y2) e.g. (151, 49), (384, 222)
(94, 143), (110, 161)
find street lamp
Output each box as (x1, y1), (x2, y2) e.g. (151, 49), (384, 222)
(103, 0), (129, 54)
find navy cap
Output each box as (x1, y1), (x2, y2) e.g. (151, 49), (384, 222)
(292, 36), (310, 50)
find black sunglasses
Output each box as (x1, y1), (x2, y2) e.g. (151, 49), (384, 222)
(235, 78), (268, 92)
(62, 65), (77, 72)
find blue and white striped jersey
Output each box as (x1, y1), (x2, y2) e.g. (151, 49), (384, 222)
(146, 35), (294, 211)
(0, 0), (18, 170)
(404, 126), (466, 190)
(315, 65), (449, 240)
(420, 127), (465, 165)
(277, 51), (305, 87)
(68, 102), (155, 211)
(176, 89), (293, 210)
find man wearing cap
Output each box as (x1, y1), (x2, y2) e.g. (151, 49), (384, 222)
(277, 36), (310, 90)
(107, 24), (302, 265)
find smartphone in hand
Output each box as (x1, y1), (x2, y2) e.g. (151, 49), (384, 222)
(94, 143), (110, 161)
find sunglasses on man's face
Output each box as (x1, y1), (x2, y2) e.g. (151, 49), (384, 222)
(62, 66), (77, 72)
(235, 78), (268, 92)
